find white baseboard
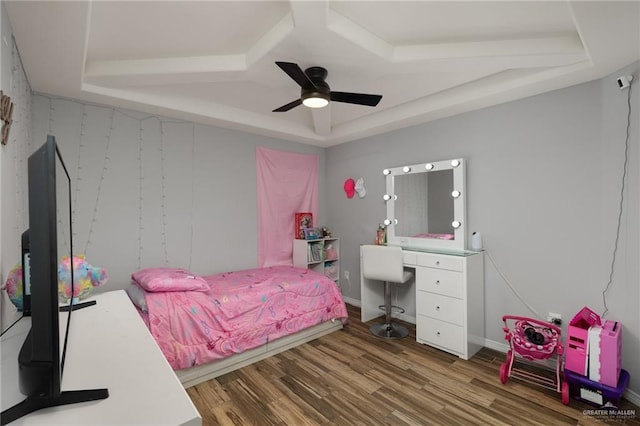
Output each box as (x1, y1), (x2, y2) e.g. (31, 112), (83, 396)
(342, 296), (360, 307)
(484, 338), (640, 407)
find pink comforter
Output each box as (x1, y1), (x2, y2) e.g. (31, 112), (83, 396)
(140, 266), (348, 370)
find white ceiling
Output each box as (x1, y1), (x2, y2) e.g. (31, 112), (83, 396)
(5, 1), (640, 147)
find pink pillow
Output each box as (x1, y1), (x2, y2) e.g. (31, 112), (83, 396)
(131, 267), (209, 293)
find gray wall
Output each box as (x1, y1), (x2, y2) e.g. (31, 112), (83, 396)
(28, 95), (327, 290)
(0, 5), (31, 328)
(327, 62), (640, 396)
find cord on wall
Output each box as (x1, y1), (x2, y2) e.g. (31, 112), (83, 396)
(602, 77), (634, 319)
(484, 249), (543, 320)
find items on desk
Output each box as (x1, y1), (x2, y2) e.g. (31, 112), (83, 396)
(375, 224), (386, 245)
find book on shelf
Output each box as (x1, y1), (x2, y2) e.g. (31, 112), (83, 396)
(309, 243), (323, 262)
(295, 212), (313, 239)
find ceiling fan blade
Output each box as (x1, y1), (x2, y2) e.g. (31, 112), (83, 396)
(330, 92), (382, 107)
(272, 98), (302, 112)
(275, 62), (317, 89)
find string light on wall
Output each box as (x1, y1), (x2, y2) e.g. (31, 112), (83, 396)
(73, 105), (87, 228)
(137, 120), (144, 270)
(36, 94), (200, 273)
(159, 121), (169, 266)
(84, 108), (115, 256)
(48, 97), (54, 135)
(47, 98), (72, 255)
(11, 40), (30, 246)
(188, 123), (196, 271)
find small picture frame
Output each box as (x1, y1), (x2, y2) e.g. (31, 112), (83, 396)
(303, 227), (320, 240)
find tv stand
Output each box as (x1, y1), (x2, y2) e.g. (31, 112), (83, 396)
(59, 300), (96, 312)
(1, 388), (108, 425)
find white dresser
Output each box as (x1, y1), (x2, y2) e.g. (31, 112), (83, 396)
(405, 250), (484, 360)
(361, 246), (484, 360)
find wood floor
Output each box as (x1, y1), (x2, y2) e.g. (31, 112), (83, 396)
(187, 304), (640, 425)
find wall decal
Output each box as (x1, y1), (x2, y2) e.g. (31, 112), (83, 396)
(343, 178), (355, 198)
(1, 91), (14, 145)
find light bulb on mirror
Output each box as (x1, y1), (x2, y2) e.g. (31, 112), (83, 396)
(383, 194), (391, 201)
(402, 166), (411, 173)
(383, 169), (390, 175)
(451, 190), (461, 198)
(383, 219), (392, 226)
(452, 220), (461, 229)
(451, 159), (460, 167)
(425, 163), (434, 170)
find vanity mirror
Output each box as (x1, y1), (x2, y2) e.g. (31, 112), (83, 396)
(383, 158), (466, 251)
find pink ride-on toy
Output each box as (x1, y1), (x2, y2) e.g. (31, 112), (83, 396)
(500, 315), (570, 405)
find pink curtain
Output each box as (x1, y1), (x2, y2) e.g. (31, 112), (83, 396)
(256, 147), (318, 267)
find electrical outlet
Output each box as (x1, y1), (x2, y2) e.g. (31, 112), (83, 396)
(547, 312), (562, 325)
(343, 270), (350, 281)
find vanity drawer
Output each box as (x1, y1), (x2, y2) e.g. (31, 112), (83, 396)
(416, 267), (464, 299)
(416, 316), (463, 354)
(415, 253), (464, 272)
(402, 251), (417, 266)
(416, 291), (464, 326)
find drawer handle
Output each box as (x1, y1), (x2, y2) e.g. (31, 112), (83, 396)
(436, 306), (440, 311)
(436, 331), (441, 336)
(435, 261), (440, 265)
(435, 280), (440, 285)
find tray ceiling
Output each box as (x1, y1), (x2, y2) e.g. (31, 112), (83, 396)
(5, 1), (640, 147)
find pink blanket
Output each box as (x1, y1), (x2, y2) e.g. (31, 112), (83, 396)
(140, 266), (348, 370)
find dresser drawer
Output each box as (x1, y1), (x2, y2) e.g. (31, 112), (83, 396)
(416, 267), (464, 299)
(416, 316), (464, 354)
(402, 251), (417, 266)
(416, 292), (464, 326)
(415, 253), (464, 271)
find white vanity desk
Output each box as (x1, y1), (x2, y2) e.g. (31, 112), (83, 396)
(360, 246), (484, 360)
(366, 157), (484, 359)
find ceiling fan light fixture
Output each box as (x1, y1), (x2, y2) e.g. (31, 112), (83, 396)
(302, 92), (329, 108)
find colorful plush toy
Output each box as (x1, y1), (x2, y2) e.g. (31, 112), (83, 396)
(2, 256), (108, 310)
(3, 263), (24, 311)
(57, 255), (108, 303)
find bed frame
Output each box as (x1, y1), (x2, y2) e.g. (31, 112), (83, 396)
(176, 319), (344, 388)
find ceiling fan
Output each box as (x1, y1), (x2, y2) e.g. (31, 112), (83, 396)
(272, 61), (382, 112)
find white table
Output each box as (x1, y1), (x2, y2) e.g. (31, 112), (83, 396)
(1, 290), (201, 425)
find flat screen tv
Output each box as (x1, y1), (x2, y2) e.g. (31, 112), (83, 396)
(1, 135), (108, 425)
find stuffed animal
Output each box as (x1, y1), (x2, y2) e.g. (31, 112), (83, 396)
(2, 256), (108, 310)
(3, 263), (24, 311)
(58, 255), (108, 303)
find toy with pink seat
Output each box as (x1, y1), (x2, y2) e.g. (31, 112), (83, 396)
(510, 317), (560, 360)
(500, 315), (570, 405)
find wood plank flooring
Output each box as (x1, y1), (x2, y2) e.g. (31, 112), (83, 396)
(187, 304), (640, 425)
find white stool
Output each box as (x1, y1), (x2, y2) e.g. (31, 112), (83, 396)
(361, 245), (414, 339)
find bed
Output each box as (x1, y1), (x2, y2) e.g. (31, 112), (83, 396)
(127, 265), (348, 388)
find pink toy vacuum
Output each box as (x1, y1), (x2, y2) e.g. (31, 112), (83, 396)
(500, 315), (570, 405)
